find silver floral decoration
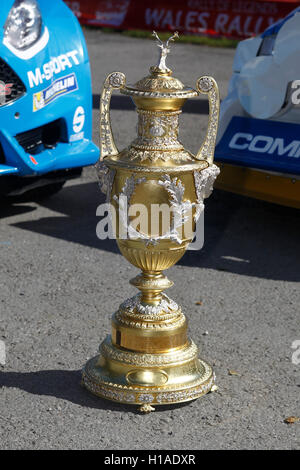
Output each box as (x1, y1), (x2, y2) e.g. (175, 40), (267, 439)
(109, 72), (126, 88)
(193, 164), (220, 221)
(113, 174), (194, 245)
(96, 162), (115, 202)
(121, 292), (178, 315)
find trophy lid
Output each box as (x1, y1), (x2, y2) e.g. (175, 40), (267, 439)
(120, 32), (198, 107)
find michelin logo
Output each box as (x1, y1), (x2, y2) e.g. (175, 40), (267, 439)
(28, 50), (80, 88)
(229, 133), (300, 158)
(33, 73), (78, 111)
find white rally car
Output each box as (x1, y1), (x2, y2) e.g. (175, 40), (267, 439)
(214, 7), (300, 208)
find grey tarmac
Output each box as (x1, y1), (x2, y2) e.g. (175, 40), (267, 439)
(0, 29), (299, 450)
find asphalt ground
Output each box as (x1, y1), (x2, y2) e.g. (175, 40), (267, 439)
(0, 29), (299, 450)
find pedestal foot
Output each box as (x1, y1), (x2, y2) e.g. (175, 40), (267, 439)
(82, 337), (215, 408)
(140, 404), (155, 413)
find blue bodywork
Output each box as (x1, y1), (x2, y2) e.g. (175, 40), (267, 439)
(261, 6), (300, 38)
(215, 116), (300, 176)
(0, 0), (98, 186)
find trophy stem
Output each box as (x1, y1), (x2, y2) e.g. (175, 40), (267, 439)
(130, 271), (173, 305)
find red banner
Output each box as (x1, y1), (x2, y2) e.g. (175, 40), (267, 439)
(65, 0), (299, 39)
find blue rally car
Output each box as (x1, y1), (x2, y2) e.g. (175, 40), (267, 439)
(0, 0), (98, 199)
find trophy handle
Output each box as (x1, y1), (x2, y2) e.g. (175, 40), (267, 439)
(99, 72), (126, 161)
(195, 76), (220, 165)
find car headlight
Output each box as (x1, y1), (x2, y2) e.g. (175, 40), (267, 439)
(4, 0), (42, 50)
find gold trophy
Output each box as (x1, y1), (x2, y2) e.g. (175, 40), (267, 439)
(82, 32), (220, 412)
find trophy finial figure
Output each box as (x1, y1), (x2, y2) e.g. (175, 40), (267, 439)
(152, 30), (179, 73)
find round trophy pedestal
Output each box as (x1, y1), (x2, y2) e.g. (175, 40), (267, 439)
(82, 336), (215, 413)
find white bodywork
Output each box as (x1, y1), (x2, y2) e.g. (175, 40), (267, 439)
(217, 11), (300, 144)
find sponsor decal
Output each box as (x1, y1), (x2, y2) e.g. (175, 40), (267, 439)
(70, 131), (84, 142)
(95, 0), (130, 27)
(33, 73), (78, 112)
(29, 155), (38, 165)
(27, 50), (80, 88)
(66, 0), (296, 40)
(0, 80), (13, 105)
(228, 133), (300, 157)
(215, 116), (300, 174)
(73, 106), (85, 133)
(0, 81), (13, 96)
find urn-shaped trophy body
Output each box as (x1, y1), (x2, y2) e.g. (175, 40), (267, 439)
(82, 33), (220, 412)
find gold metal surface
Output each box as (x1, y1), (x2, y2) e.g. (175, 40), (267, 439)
(83, 32), (220, 412)
(216, 163), (300, 209)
